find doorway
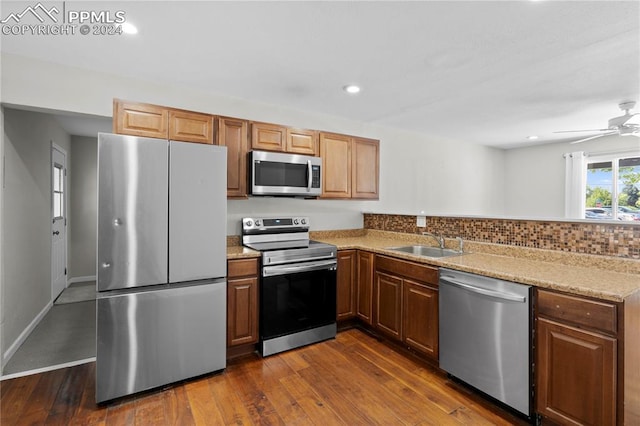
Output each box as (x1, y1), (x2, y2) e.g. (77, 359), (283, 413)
(51, 144), (67, 301)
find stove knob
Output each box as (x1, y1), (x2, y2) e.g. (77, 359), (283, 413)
(245, 219), (253, 227)
(293, 219), (299, 225)
(301, 218), (307, 225)
(255, 219), (261, 227)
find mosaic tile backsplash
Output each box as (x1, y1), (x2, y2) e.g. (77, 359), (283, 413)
(364, 214), (640, 259)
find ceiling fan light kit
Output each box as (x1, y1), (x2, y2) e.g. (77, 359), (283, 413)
(554, 101), (640, 144)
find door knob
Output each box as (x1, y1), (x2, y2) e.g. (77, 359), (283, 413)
(53, 231), (60, 235)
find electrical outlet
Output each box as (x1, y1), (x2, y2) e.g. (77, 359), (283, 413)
(417, 215), (426, 227)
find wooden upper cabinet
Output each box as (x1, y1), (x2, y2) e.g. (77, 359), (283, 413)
(169, 110), (214, 144)
(352, 137), (379, 199)
(113, 100), (168, 139)
(251, 122), (286, 152)
(218, 117), (249, 198)
(286, 128), (318, 156)
(320, 133), (352, 198)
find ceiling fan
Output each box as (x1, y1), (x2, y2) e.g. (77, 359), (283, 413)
(554, 101), (640, 144)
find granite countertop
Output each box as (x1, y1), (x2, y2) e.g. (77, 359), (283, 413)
(226, 245), (260, 260)
(311, 231), (640, 302)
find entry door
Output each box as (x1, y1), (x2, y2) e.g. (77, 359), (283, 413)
(51, 145), (67, 300)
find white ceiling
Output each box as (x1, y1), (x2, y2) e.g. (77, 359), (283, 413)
(1, 0), (639, 148)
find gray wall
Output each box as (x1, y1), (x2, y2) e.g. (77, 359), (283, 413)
(1, 107), (71, 366)
(68, 136), (97, 280)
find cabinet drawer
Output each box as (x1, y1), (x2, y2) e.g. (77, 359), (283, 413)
(537, 290), (617, 335)
(228, 258), (259, 278)
(375, 255), (438, 286)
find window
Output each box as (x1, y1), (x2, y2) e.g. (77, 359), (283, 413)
(585, 155), (640, 221)
(53, 163), (64, 219)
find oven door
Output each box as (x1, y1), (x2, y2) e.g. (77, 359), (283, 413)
(261, 259), (337, 340)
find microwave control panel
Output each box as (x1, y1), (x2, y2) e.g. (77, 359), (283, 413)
(312, 165), (321, 188)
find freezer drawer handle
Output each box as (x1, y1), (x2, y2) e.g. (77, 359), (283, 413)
(440, 275), (526, 303)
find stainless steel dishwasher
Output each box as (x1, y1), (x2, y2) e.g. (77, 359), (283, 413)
(439, 268), (532, 416)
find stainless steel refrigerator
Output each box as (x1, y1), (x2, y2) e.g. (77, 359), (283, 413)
(96, 133), (227, 403)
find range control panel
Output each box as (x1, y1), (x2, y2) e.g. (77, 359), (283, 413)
(242, 217), (310, 232)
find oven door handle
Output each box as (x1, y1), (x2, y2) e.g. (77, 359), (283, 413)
(263, 259), (337, 277)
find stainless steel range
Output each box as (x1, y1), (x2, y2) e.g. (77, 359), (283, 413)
(242, 217), (337, 356)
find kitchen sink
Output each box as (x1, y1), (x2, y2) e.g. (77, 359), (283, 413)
(386, 245), (463, 258)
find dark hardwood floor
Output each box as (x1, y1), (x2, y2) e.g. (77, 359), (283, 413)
(1, 329), (529, 425)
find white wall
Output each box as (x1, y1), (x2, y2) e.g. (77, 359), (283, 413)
(1, 53), (506, 231)
(68, 136), (97, 280)
(503, 135), (640, 218)
(1, 107), (71, 366)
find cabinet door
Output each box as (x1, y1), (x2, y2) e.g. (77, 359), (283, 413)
(286, 128), (318, 155)
(536, 318), (616, 425)
(352, 137), (379, 199)
(356, 251), (374, 325)
(218, 117), (249, 198)
(169, 110), (214, 144)
(375, 271), (402, 340)
(337, 250), (357, 321)
(251, 122), (285, 152)
(320, 133), (352, 198)
(403, 280), (438, 360)
(227, 277), (259, 346)
(113, 100), (168, 139)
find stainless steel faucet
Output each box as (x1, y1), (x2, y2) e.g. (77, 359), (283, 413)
(456, 237), (464, 253)
(422, 232), (445, 249)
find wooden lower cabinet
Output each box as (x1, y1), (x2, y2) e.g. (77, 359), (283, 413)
(536, 289), (619, 425)
(375, 271), (403, 339)
(227, 259), (259, 347)
(337, 250), (357, 320)
(373, 255), (439, 361)
(356, 251), (375, 325)
(403, 279), (438, 359)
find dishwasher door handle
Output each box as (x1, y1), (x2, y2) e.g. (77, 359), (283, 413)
(440, 276), (526, 303)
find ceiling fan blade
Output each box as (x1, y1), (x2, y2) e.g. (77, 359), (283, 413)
(554, 129), (612, 134)
(569, 131), (618, 144)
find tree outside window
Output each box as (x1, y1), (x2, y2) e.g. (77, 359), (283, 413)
(585, 156), (640, 220)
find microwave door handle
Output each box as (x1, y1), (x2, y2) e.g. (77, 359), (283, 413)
(307, 160), (312, 191)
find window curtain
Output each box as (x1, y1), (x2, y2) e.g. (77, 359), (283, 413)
(564, 151), (586, 218)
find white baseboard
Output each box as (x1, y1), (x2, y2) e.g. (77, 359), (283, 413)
(68, 275), (96, 285)
(1, 357), (95, 381)
(2, 301), (52, 369)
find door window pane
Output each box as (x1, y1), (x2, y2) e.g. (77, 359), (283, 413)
(53, 164), (64, 219)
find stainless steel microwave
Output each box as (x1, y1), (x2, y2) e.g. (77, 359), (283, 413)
(249, 150), (322, 197)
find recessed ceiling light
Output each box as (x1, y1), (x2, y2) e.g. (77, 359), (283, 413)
(527, 135), (539, 140)
(122, 22), (138, 35)
(343, 85), (361, 94)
